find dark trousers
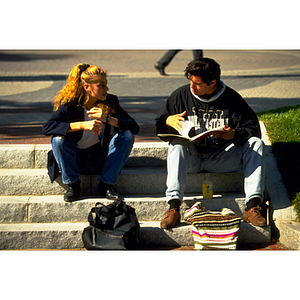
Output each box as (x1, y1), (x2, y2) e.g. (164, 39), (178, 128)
(157, 50), (203, 67)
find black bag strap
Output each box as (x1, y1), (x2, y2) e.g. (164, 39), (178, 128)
(91, 202), (104, 211)
(88, 202), (104, 225)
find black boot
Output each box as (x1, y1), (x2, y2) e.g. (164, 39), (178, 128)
(99, 180), (119, 201)
(64, 179), (81, 202)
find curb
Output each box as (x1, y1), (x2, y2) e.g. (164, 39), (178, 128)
(260, 121), (300, 249)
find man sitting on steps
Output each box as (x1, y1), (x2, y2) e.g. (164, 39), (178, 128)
(155, 57), (267, 229)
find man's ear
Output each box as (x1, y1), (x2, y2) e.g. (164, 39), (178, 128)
(210, 79), (217, 87)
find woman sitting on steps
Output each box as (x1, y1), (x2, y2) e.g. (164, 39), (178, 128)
(42, 63), (139, 202)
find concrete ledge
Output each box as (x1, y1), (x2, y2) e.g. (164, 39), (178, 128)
(0, 221), (271, 250)
(275, 220), (300, 250)
(126, 142), (168, 167)
(0, 169), (89, 196)
(0, 144), (36, 168)
(0, 122), (269, 170)
(0, 168), (244, 196)
(0, 142), (169, 169)
(0, 193), (247, 223)
(0, 222), (87, 250)
(0, 196), (28, 223)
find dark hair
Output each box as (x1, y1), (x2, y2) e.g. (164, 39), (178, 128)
(184, 58), (221, 85)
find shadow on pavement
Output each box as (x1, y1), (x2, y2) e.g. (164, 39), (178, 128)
(0, 52), (73, 62)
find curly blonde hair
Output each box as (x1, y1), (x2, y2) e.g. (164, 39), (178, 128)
(53, 63), (107, 111)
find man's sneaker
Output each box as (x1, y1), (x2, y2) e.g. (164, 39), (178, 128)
(160, 208), (180, 229)
(243, 206), (267, 227)
(64, 179), (81, 202)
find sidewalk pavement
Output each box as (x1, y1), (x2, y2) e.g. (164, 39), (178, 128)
(0, 49), (300, 144)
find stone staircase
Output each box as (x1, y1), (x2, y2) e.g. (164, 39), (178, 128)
(0, 142), (271, 250)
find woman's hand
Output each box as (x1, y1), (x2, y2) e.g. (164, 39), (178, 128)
(87, 107), (108, 122)
(68, 119), (103, 135)
(83, 120), (103, 135)
(166, 111), (187, 132)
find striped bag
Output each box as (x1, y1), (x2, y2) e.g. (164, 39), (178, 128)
(183, 202), (242, 250)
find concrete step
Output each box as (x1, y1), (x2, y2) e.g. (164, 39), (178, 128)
(0, 142), (169, 169)
(0, 168), (244, 196)
(0, 193), (271, 249)
(0, 193), (249, 223)
(0, 221), (271, 250)
(0, 141), (271, 249)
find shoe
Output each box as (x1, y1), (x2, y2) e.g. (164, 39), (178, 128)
(154, 63), (168, 76)
(106, 185), (119, 200)
(99, 180), (119, 201)
(160, 208), (180, 229)
(243, 206), (267, 227)
(64, 179), (81, 202)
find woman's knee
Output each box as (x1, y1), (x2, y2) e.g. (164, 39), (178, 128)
(51, 135), (73, 148)
(51, 135), (77, 159)
(119, 130), (135, 146)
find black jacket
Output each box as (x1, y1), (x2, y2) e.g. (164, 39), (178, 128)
(155, 83), (261, 154)
(42, 94), (139, 182)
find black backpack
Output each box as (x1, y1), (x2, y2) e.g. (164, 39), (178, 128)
(82, 200), (140, 250)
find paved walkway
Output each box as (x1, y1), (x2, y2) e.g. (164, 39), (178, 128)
(0, 49), (300, 144)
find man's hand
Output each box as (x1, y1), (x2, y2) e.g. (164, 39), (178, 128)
(87, 107), (107, 123)
(214, 125), (235, 140)
(166, 111), (187, 132)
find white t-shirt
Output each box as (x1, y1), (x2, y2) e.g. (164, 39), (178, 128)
(76, 109), (103, 149)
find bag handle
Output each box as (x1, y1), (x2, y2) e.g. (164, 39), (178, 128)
(88, 201), (125, 225)
(88, 202), (104, 225)
(91, 202), (104, 213)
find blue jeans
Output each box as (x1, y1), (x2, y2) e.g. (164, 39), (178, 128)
(51, 130), (134, 185)
(166, 137), (266, 204)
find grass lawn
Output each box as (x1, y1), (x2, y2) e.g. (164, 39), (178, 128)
(257, 104), (300, 220)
